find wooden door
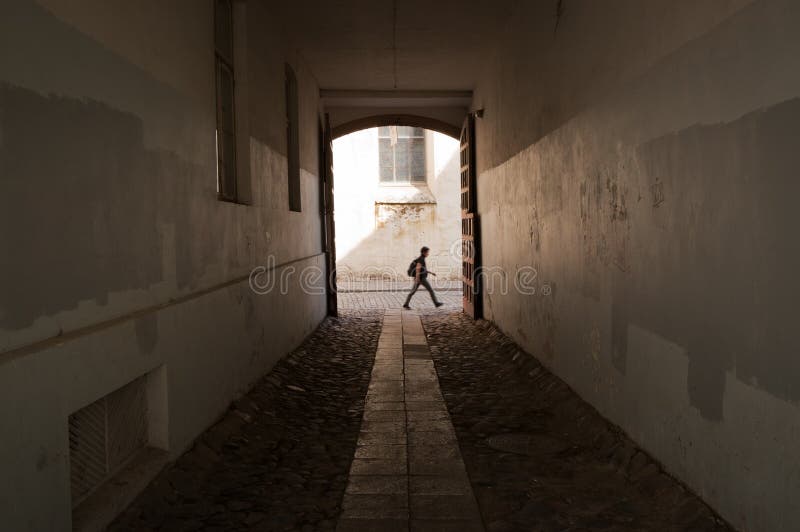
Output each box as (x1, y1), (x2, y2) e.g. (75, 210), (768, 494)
(322, 114), (338, 316)
(460, 114), (481, 319)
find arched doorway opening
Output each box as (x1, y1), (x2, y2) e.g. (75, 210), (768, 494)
(321, 113), (479, 319)
(332, 114), (460, 141)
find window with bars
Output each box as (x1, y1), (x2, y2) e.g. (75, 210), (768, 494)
(215, 0), (237, 201)
(378, 126), (426, 184)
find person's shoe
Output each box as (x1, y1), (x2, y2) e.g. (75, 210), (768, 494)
(435, 302), (444, 308)
(403, 305), (411, 309)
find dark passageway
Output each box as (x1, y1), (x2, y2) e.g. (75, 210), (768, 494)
(2, 1), (798, 531)
(110, 298), (731, 531)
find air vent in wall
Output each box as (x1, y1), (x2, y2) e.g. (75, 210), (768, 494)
(68, 375), (148, 506)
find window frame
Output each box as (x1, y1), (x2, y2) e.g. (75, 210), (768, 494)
(377, 126), (427, 185)
(285, 63), (301, 212)
(214, 0), (238, 202)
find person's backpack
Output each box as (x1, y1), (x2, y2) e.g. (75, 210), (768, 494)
(407, 259), (418, 277)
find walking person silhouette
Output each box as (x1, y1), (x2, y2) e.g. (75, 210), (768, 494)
(403, 246), (444, 309)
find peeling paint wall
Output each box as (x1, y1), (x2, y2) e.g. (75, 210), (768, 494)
(473, 0), (800, 530)
(0, 1), (326, 529)
(333, 129), (461, 283)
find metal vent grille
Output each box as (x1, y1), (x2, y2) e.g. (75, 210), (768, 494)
(69, 376), (148, 506)
(68, 401), (107, 502)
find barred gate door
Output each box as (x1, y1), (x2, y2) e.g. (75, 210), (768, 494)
(460, 114), (481, 319)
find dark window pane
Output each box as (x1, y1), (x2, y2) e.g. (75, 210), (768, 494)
(215, 0), (237, 201)
(217, 63), (235, 133)
(285, 64), (301, 211)
(218, 131), (237, 199)
(215, 0), (233, 63)
(223, 132), (236, 192)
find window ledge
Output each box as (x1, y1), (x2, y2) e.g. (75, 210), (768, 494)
(72, 447), (169, 532)
(217, 196), (251, 206)
(375, 184), (436, 205)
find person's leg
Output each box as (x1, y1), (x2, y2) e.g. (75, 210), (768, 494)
(404, 281), (420, 307)
(420, 278), (441, 305)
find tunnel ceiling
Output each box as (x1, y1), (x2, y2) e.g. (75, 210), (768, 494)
(270, 0), (516, 91)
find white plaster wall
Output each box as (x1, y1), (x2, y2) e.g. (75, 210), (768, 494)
(473, 1), (800, 530)
(333, 128), (461, 283)
(0, 1), (327, 528)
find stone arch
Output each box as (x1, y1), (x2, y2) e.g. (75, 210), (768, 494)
(331, 114), (461, 140)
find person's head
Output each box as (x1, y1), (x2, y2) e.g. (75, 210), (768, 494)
(420, 246), (430, 257)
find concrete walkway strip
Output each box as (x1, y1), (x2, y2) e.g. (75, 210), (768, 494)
(338, 309), (485, 532)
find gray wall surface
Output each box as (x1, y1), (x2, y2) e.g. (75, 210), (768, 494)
(0, 1), (326, 528)
(473, 1), (800, 530)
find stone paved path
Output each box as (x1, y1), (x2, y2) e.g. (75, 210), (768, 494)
(337, 280), (462, 293)
(337, 309), (483, 531)
(338, 289), (461, 311)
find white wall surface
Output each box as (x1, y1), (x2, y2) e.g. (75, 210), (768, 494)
(333, 128), (461, 283)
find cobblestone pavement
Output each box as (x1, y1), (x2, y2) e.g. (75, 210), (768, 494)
(338, 290), (461, 310)
(110, 310), (383, 532)
(337, 280), (462, 293)
(421, 310), (733, 532)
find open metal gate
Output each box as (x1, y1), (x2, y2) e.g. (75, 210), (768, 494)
(460, 114), (481, 319)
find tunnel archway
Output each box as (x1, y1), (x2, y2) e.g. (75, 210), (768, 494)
(327, 118), (466, 316)
(331, 114), (461, 141)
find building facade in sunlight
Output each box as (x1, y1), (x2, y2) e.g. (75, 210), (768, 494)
(333, 127), (461, 284)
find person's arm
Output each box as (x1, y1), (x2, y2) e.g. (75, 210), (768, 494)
(415, 262), (422, 282)
(424, 261), (436, 276)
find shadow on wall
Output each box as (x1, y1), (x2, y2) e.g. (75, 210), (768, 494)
(336, 222), (461, 283)
(0, 82), (210, 333)
(0, 0), (269, 341)
(620, 96), (800, 415)
(485, 96), (800, 422)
